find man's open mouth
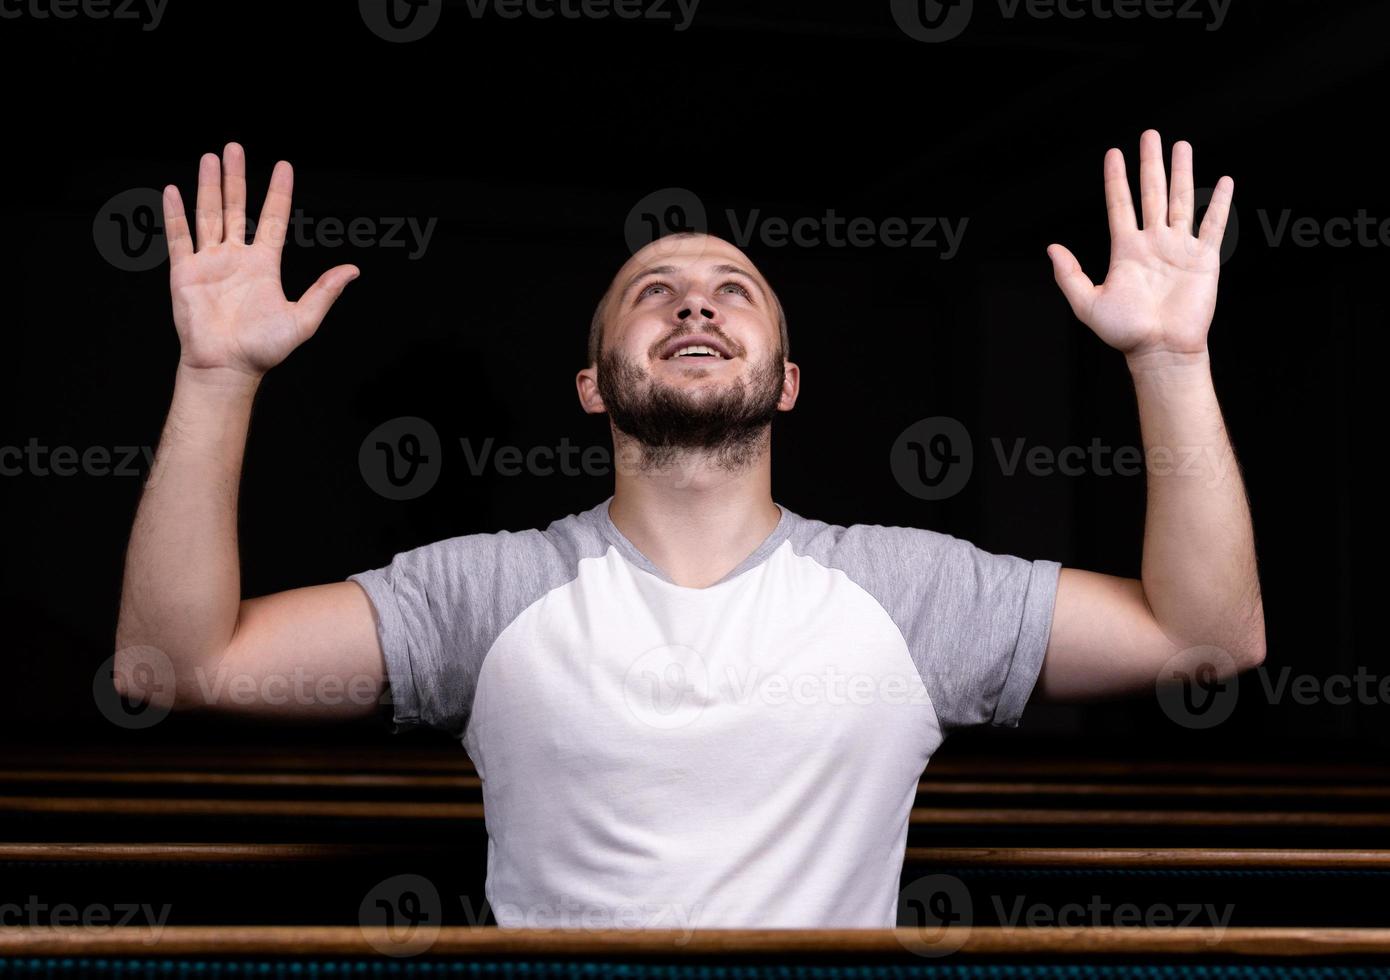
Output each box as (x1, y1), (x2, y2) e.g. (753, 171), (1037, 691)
(657, 335), (734, 360)
(668, 345), (726, 359)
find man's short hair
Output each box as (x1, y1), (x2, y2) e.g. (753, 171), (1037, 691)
(586, 236), (790, 366)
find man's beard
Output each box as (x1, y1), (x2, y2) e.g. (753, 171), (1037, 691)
(596, 346), (786, 471)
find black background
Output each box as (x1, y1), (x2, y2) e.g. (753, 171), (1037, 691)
(0, 0), (1383, 757)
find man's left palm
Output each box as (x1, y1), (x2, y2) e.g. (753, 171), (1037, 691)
(1047, 130), (1234, 359)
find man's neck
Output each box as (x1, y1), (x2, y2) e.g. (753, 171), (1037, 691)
(607, 439), (781, 589)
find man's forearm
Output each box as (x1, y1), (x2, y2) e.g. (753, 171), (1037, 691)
(114, 363), (261, 680)
(1127, 348), (1265, 665)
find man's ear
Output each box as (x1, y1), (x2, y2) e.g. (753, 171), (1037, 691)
(777, 360), (801, 412)
(576, 365), (606, 414)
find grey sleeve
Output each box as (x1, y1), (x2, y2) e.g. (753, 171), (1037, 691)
(827, 524), (1062, 734)
(346, 528), (558, 738)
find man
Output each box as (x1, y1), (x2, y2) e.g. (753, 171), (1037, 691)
(114, 132), (1264, 930)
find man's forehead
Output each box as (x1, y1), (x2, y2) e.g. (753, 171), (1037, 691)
(611, 235), (766, 291)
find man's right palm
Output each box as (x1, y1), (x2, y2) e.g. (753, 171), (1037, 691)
(163, 142), (358, 378)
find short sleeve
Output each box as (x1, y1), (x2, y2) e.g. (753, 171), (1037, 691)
(346, 528), (556, 739)
(825, 524), (1062, 734)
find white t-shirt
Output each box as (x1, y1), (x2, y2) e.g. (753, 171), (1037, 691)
(348, 497), (1061, 930)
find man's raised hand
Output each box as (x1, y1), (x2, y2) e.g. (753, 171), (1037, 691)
(1046, 130), (1234, 360)
(162, 142), (359, 380)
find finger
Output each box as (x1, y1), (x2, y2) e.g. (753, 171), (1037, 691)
(1168, 140), (1195, 232)
(1138, 129), (1167, 230)
(254, 160), (294, 253)
(194, 152), (222, 249)
(294, 265), (360, 336)
(1104, 147), (1137, 239)
(1046, 244), (1096, 322)
(162, 185), (194, 266)
(222, 142), (247, 245)
(1198, 175), (1235, 248)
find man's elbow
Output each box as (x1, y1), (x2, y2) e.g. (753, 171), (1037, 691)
(111, 641), (195, 714)
(1240, 633), (1266, 672)
(1233, 604), (1267, 673)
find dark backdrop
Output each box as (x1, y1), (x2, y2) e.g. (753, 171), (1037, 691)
(0, 0), (1383, 758)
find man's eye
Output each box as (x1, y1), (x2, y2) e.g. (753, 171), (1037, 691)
(720, 282), (751, 298)
(638, 283), (671, 298)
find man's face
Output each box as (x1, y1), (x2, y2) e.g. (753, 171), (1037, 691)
(578, 234), (798, 462)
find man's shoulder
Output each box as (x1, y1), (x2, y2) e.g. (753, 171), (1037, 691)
(430, 498), (613, 565)
(350, 499), (611, 584)
(781, 506), (965, 564)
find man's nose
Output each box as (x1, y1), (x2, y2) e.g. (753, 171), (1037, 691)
(675, 299), (719, 324)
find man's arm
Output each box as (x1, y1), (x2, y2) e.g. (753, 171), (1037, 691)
(112, 142), (374, 720)
(1035, 130), (1265, 702)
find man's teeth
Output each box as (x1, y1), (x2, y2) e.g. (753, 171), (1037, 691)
(672, 345), (722, 358)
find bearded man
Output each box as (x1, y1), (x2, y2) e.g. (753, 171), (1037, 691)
(114, 133), (1265, 929)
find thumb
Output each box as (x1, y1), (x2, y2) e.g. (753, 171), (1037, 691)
(294, 265), (360, 335)
(1046, 244), (1095, 322)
